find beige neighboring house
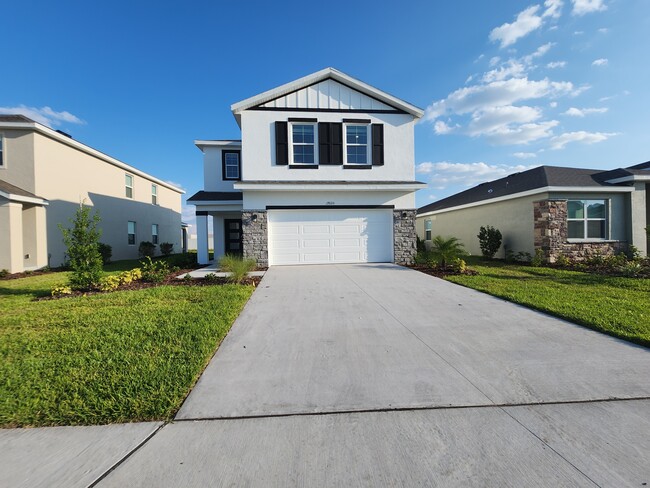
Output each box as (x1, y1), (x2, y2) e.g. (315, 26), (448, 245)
(416, 164), (649, 262)
(0, 114), (185, 273)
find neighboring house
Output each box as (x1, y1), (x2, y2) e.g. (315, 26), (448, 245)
(188, 67), (425, 266)
(416, 163), (649, 262)
(0, 114), (184, 273)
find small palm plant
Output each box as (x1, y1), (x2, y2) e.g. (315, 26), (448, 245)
(428, 236), (468, 268)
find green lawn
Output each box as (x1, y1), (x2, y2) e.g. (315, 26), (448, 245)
(447, 258), (650, 347)
(0, 266), (254, 427)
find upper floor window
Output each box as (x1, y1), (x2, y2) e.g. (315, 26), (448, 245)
(125, 174), (134, 199)
(222, 150), (241, 180)
(152, 224), (159, 244)
(345, 124), (370, 165)
(425, 220), (432, 241)
(0, 134), (4, 167)
(151, 184), (158, 205)
(127, 221), (136, 245)
(291, 123), (316, 165)
(567, 199), (607, 239)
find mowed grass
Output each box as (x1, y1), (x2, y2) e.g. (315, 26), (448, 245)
(0, 269), (254, 427)
(447, 258), (650, 347)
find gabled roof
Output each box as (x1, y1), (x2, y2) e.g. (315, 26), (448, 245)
(0, 179), (47, 205)
(418, 165), (631, 215)
(230, 67), (424, 118)
(0, 114), (34, 123)
(187, 191), (243, 202)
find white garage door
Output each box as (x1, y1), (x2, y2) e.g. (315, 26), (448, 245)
(268, 209), (393, 265)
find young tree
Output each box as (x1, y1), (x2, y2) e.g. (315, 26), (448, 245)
(429, 236), (468, 267)
(60, 204), (103, 290)
(477, 225), (502, 259)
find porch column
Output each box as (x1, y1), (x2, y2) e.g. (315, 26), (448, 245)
(629, 182), (648, 256)
(0, 201), (25, 273)
(196, 212), (209, 264)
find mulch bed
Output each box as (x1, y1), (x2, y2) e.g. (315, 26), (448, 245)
(408, 265), (479, 278)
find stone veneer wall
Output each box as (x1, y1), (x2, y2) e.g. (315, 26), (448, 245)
(242, 210), (268, 267)
(533, 199), (626, 263)
(393, 209), (417, 265)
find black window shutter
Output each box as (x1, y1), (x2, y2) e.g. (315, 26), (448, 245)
(275, 121), (288, 165)
(318, 122), (330, 164)
(331, 123), (343, 165)
(372, 124), (384, 166)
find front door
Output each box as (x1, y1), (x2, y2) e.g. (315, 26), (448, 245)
(224, 219), (243, 255)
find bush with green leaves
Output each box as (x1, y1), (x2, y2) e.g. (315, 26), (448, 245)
(138, 241), (156, 258)
(0, 269), (9, 279)
(477, 225), (502, 259)
(428, 236), (468, 268)
(159, 242), (174, 256)
(140, 256), (170, 283)
(98, 243), (112, 264)
(59, 205), (104, 290)
(218, 254), (256, 284)
(531, 249), (545, 267)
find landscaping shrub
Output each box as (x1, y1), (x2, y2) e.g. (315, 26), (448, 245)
(218, 254), (256, 284)
(138, 241), (156, 258)
(59, 205), (104, 290)
(98, 243), (112, 264)
(203, 273), (220, 284)
(428, 236), (468, 267)
(140, 256), (170, 283)
(531, 249), (544, 267)
(159, 242), (174, 256)
(477, 225), (502, 259)
(51, 285), (72, 297)
(0, 269), (9, 279)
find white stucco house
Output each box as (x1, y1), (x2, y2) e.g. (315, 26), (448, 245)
(188, 68), (425, 266)
(0, 114), (185, 273)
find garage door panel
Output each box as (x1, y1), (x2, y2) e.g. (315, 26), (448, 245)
(268, 209), (393, 266)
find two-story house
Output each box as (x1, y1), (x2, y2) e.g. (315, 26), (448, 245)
(0, 114), (184, 273)
(188, 68), (425, 266)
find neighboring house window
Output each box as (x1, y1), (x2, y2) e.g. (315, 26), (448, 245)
(425, 220), (432, 241)
(0, 134), (4, 167)
(151, 184), (158, 205)
(344, 124), (370, 165)
(567, 199), (607, 239)
(222, 150), (241, 180)
(290, 123), (317, 164)
(125, 174), (134, 198)
(152, 224), (159, 244)
(128, 221), (136, 245)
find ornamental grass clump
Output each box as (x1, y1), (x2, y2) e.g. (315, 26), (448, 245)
(218, 254), (256, 284)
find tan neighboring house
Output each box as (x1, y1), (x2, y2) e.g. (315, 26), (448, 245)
(0, 114), (185, 273)
(416, 164), (649, 262)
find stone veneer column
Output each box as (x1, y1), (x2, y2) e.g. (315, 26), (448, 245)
(393, 209), (417, 265)
(533, 199), (567, 263)
(242, 210), (268, 267)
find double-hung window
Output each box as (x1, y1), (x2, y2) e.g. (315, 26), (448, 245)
(344, 124), (370, 165)
(290, 123), (316, 165)
(125, 174), (134, 199)
(222, 150), (241, 180)
(425, 220), (432, 241)
(152, 224), (159, 244)
(567, 199), (607, 239)
(151, 184), (158, 205)
(128, 221), (136, 245)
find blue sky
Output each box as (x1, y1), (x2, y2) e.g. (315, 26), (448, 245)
(3, 0), (648, 224)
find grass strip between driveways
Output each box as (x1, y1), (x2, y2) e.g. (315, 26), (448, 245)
(0, 271), (254, 428)
(446, 258), (650, 348)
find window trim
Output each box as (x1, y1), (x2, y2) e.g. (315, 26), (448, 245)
(0, 133), (5, 168)
(222, 150), (241, 180)
(343, 123), (371, 166)
(125, 174), (134, 199)
(566, 199), (609, 241)
(127, 221), (136, 246)
(151, 184), (158, 205)
(289, 122), (318, 166)
(425, 219), (432, 241)
(151, 223), (159, 245)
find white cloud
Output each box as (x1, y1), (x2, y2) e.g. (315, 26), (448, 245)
(522, 42), (554, 64)
(572, 0), (607, 16)
(474, 54), (485, 63)
(543, 0), (564, 18)
(549, 130), (617, 149)
(489, 5), (544, 48)
(489, 56), (501, 67)
(434, 120), (457, 134)
(592, 58), (608, 66)
(570, 84), (591, 97)
(482, 60), (527, 83)
(563, 107), (608, 117)
(574, 30), (584, 35)
(465, 75), (474, 84)
(419, 161), (538, 189)
(598, 27), (609, 33)
(427, 194), (438, 200)
(550, 101), (558, 108)
(467, 105), (542, 136)
(0, 105), (85, 126)
(547, 61), (567, 69)
(416, 162), (435, 174)
(485, 120), (559, 145)
(513, 152), (537, 159)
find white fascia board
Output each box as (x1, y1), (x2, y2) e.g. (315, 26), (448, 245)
(234, 182), (427, 192)
(194, 140), (242, 153)
(0, 121), (185, 194)
(0, 190), (48, 205)
(605, 175), (650, 184)
(230, 67), (424, 118)
(417, 185), (635, 218)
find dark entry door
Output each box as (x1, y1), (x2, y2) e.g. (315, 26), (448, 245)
(224, 219), (243, 255)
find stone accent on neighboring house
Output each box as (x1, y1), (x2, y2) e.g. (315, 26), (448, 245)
(242, 210), (268, 267)
(534, 199), (626, 263)
(393, 209), (417, 265)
